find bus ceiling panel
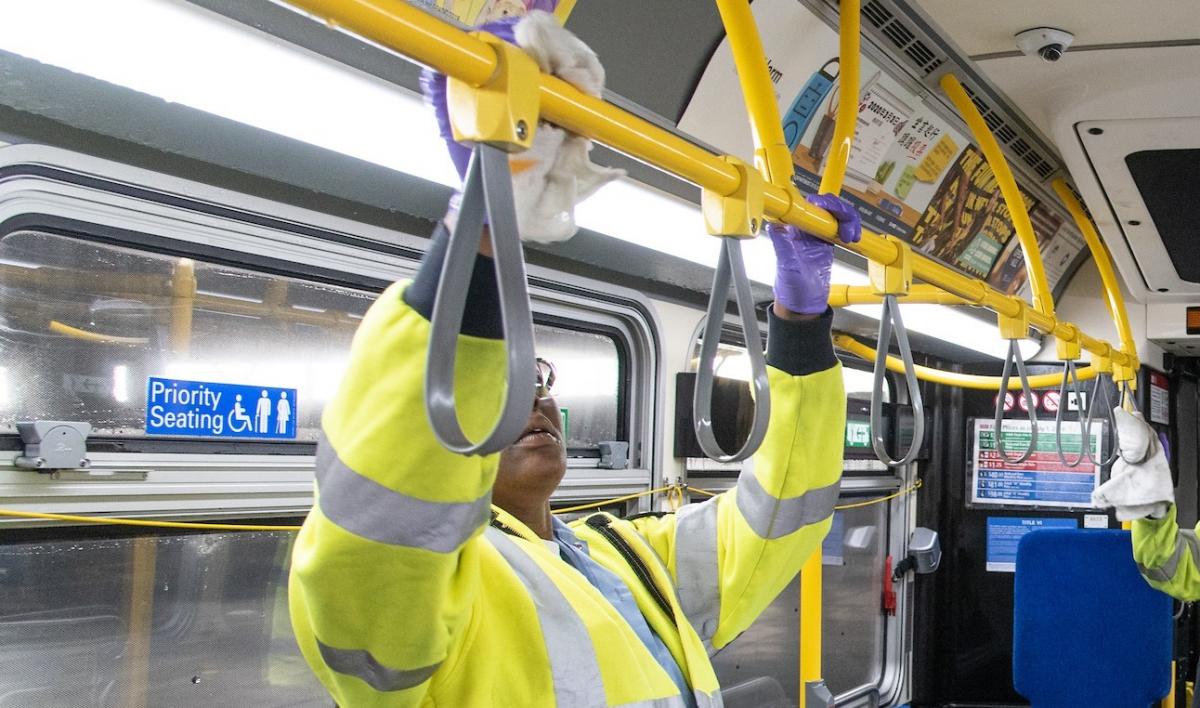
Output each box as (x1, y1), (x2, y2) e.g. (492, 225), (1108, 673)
(910, 0), (1200, 58)
(966, 44), (1200, 303)
(562, 0), (726, 126)
(1077, 117), (1200, 297)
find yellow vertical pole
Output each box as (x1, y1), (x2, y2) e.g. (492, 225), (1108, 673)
(118, 537), (157, 708)
(805, 4), (857, 706)
(799, 554), (823, 708)
(713, 0), (795, 187)
(817, 0), (859, 197)
(170, 258), (197, 356)
(1050, 179), (1139, 368)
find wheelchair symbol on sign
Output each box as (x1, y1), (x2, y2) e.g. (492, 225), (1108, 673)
(228, 394), (254, 433)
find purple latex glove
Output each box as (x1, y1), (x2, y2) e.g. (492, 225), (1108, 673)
(419, 18), (520, 181)
(766, 193), (863, 315)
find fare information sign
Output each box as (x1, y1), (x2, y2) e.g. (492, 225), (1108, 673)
(971, 419), (1102, 509)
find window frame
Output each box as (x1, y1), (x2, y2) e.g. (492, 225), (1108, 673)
(0, 144), (662, 521)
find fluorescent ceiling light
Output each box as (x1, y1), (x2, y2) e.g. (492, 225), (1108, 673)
(0, 0), (1033, 360)
(0, 0), (461, 188)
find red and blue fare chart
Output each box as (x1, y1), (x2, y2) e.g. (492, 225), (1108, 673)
(971, 419), (1102, 509)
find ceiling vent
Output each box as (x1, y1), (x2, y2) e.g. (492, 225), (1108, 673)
(852, 0), (1062, 182)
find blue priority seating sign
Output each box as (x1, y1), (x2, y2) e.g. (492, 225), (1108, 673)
(145, 377), (298, 439)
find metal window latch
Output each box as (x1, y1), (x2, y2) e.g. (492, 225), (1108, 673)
(597, 441), (629, 470)
(14, 421), (92, 471)
(805, 680), (836, 708)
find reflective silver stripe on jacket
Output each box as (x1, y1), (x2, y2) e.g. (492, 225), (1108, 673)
(674, 498), (721, 644)
(1139, 529), (1200, 583)
(486, 527), (608, 707)
(315, 435), (491, 552)
(316, 639), (439, 692)
(614, 689), (723, 707)
(735, 467), (840, 539)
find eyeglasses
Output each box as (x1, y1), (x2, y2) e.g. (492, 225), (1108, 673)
(535, 357), (556, 398)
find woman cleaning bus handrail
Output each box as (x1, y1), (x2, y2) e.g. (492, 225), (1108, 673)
(1091, 411), (1190, 599)
(288, 11), (863, 707)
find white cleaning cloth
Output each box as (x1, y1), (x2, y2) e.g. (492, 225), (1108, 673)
(1091, 408), (1174, 521)
(508, 11), (623, 243)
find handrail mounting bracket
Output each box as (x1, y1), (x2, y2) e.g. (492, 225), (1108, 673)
(869, 236), (913, 297)
(448, 32), (540, 151)
(702, 156), (765, 239)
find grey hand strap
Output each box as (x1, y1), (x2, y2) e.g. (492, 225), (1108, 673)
(1054, 359), (1093, 467)
(425, 144), (536, 456)
(693, 238), (771, 463)
(1085, 373), (1121, 467)
(870, 294), (925, 467)
(994, 339), (1039, 464)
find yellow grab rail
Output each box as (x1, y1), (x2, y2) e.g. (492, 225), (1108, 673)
(48, 320), (150, 346)
(817, 0), (860, 196)
(714, 0), (795, 187)
(280, 0), (1132, 370)
(834, 333), (1099, 390)
(940, 74), (1054, 320)
(1051, 178), (1139, 370)
(829, 283), (970, 307)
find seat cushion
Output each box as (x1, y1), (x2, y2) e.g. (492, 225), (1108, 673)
(1013, 529), (1172, 707)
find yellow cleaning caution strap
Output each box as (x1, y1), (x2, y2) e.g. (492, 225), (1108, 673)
(688, 480), (922, 510)
(0, 479), (922, 531)
(0, 508), (302, 531)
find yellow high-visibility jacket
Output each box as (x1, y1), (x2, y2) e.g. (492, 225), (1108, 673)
(1133, 505), (1200, 600)
(289, 282), (846, 707)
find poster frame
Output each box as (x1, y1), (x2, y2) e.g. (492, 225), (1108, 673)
(965, 417), (1110, 511)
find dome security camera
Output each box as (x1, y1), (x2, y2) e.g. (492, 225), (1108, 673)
(1015, 27), (1075, 62)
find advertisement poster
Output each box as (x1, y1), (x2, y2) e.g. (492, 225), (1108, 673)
(678, 0), (1090, 295)
(678, 0), (968, 239)
(410, 0), (576, 25)
(986, 202), (1082, 296)
(986, 517), (1078, 572)
(972, 419), (1103, 509)
(911, 146), (1033, 278)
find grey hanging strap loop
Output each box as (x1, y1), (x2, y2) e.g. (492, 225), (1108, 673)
(425, 144), (537, 456)
(994, 339), (1039, 464)
(1085, 373), (1121, 467)
(1119, 379), (1141, 414)
(693, 237), (771, 463)
(870, 295), (925, 467)
(1054, 359), (1093, 467)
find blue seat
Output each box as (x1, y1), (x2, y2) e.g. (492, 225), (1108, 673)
(1013, 529), (1173, 707)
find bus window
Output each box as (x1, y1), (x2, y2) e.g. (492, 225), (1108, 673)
(842, 364), (887, 403)
(0, 230), (373, 442)
(533, 323), (623, 452)
(0, 529), (327, 706)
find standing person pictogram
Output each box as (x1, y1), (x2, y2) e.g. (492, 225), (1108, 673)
(256, 390), (272, 434)
(276, 392), (292, 435)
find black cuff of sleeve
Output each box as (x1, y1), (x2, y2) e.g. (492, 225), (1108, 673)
(765, 305), (838, 376)
(402, 221), (504, 339)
